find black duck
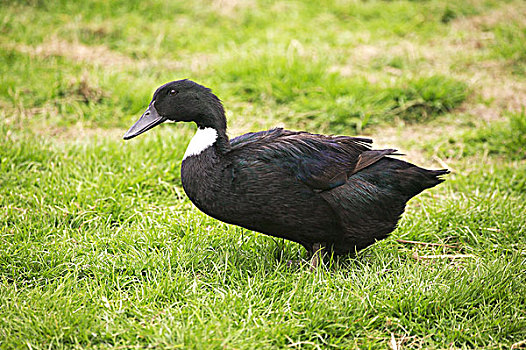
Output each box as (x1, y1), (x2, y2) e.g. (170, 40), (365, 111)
(124, 80), (448, 267)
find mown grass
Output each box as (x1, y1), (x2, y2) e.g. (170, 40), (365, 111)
(429, 111), (526, 160)
(1, 0), (525, 349)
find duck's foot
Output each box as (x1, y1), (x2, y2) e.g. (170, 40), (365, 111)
(310, 243), (326, 271)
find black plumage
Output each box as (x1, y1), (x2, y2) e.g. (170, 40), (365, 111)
(124, 80), (448, 266)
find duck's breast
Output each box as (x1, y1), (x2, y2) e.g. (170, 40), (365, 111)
(181, 148), (341, 243)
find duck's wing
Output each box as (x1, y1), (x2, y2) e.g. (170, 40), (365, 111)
(228, 128), (399, 191)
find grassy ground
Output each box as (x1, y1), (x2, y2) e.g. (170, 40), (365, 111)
(1, 0), (525, 348)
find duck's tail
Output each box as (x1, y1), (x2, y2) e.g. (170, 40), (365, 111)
(396, 164), (449, 198)
(418, 167), (449, 188)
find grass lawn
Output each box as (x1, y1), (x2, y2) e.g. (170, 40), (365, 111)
(1, 0), (525, 348)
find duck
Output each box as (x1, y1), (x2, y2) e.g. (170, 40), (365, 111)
(123, 79), (448, 268)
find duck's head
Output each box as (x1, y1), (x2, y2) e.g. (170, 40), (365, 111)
(123, 79), (226, 140)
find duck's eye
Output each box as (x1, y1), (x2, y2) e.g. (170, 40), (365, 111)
(169, 89), (178, 96)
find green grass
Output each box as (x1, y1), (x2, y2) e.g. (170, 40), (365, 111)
(490, 20), (526, 75)
(429, 111), (526, 160)
(1, 0), (526, 349)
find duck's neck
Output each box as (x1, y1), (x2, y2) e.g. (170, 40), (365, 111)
(183, 126), (229, 158)
(210, 125), (230, 154)
(183, 112), (230, 160)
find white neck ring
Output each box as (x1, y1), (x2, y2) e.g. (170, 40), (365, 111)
(183, 127), (218, 160)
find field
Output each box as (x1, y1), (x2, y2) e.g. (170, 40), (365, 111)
(1, 0), (525, 348)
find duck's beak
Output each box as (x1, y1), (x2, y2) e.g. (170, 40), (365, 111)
(123, 103), (167, 140)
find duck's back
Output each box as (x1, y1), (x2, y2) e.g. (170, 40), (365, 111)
(181, 128), (447, 255)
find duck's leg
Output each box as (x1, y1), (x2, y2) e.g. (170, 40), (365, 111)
(310, 243), (325, 270)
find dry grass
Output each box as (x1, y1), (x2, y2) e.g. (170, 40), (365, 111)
(211, 0), (257, 17)
(5, 37), (213, 73)
(332, 2), (526, 132)
(13, 37), (136, 68)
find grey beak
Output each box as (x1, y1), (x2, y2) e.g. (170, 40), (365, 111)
(123, 103), (167, 140)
